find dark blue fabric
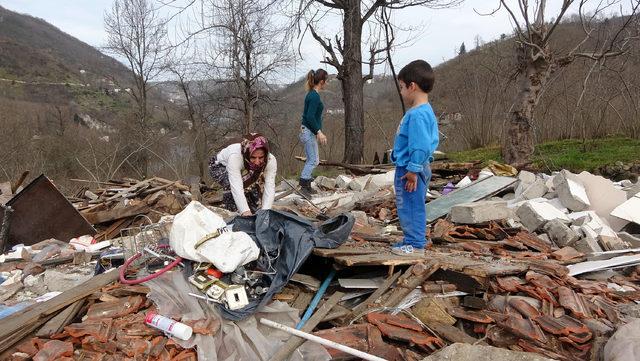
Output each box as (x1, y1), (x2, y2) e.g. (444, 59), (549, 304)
(394, 166), (431, 248)
(219, 209), (354, 320)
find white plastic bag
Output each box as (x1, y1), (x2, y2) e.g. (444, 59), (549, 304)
(170, 201), (226, 262)
(196, 231), (260, 273)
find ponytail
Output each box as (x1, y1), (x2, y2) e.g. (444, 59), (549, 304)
(304, 68), (329, 91)
(305, 70), (315, 91)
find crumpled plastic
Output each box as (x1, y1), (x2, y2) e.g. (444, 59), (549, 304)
(145, 271), (330, 361)
(225, 209), (354, 320)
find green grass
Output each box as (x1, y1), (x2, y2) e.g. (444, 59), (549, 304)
(448, 137), (640, 172)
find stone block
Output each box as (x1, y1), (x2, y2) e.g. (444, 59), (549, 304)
(517, 170), (537, 185)
(611, 192), (640, 226)
(553, 170), (591, 211)
(516, 201), (570, 232)
(543, 219), (580, 247)
(450, 201), (510, 224)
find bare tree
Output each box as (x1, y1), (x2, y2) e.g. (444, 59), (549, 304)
(491, 0), (640, 166)
(291, 0), (461, 164)
(104, 0), (171, 176)
(189, 0), (291, 135)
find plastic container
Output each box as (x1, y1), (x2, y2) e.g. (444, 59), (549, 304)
(144, 312), (193, 340)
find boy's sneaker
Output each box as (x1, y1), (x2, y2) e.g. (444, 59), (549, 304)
(391, 244), (425, 257)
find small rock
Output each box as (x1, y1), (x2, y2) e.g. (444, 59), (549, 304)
(335, 175), (353, 189)
(543, 219), (580, 247)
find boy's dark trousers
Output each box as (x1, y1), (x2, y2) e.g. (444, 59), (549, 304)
(394, 166), (431, 249)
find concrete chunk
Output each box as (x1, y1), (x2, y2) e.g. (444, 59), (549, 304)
(335, 175), (353, 189)
(516, 201), (570, 232)
(450, 201), (510, 224)
(553, 170), (591, 211)
(515, 178), (548, 200)
(348, 175), (372, 192)
(365, 170), (395, 191)
(313, 176), (336, 190)
(543, 219), (580, 247)
(573, 233), (603, 253)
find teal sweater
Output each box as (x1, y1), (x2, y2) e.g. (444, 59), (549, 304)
(301, 90), (324, 134)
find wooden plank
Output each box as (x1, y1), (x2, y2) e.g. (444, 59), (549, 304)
(313, 247), (379, 258)
(383, 261), (440, 308)
(348, 271), (402, 323)
(333, 253), (426, 267)
(292, 291), (314, 316)
(36, 300), (84, 337)
(427, 175), (517, 223)
(270, 291), (345, 361)
(0, 268), (119, 353)
(82, 203), (149, 224)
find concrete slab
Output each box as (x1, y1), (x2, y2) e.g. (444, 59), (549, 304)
(575, 171), (628, 231)
(611, 192), (640, 226)
(450, 201), (511, 224)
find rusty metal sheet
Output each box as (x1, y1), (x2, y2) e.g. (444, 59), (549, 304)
(0, 175), (95, 250)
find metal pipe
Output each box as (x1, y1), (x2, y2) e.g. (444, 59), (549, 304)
(296, 268), (335, 329)
(261, 318), (387, 361)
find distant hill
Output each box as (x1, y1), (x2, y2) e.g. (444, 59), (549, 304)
(0, 5), (130, 84)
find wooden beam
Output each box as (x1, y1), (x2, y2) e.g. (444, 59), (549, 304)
(347, 271), (402, 323)
(36, 299), (84, 337)
(81, 204), (149, 224)
(383, 261), (440, 308)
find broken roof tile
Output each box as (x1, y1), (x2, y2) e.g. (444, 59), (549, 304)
(557, 287), (588, 319)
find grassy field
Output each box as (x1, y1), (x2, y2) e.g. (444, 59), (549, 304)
(447, 137), (640, 172)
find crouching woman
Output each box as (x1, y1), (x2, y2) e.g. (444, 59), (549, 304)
(208, 133), (277, 216)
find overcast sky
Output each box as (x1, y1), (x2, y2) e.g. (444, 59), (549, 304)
(0, 0), (618, 83)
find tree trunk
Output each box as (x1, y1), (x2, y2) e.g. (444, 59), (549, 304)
(341, 0), (365, 164)
(503, 47), (553, 166)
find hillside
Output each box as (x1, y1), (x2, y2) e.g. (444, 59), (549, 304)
(0, 5), (130, 84)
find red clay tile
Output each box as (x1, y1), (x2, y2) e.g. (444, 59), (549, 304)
(32, 340), (73, 361)
(65, 318), (114, 343)
(508, 298), (541, 319)
(557, 287), (588, 319)
(496, 314), (547, 343)
(448, 308), (494, 323)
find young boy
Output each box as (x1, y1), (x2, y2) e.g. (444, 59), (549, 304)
(390, 60), (439, 256)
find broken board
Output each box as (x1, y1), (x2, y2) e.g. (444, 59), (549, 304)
(427, 175), (517, 223)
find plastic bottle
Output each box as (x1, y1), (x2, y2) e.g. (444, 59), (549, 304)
(144, 312), (193, 340)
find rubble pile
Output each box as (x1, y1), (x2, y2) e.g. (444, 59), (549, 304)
(9, 282), (216, 360)
(2, 159), (640, 360)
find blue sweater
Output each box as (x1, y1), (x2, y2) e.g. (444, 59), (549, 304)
(391, 103), (439, 173)
(301, 90), (324, 134)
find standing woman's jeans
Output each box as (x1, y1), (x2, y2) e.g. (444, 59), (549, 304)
(299, 125), (319, 180)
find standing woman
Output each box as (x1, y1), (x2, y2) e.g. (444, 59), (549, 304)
(299, 68), (328, 196)
(209, 133), (277, 216)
